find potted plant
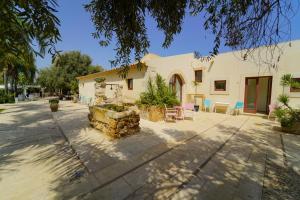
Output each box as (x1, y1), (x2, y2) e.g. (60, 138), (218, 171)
(72, 94), (78, 103)
(275, 74), (300, 134)
(49, 99), (59, 112)
(137, 74), (179, 121)
(192, 81), (200, 112)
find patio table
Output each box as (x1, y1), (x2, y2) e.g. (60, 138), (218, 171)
(214, 102), (230, 114)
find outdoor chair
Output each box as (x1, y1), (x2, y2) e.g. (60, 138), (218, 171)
(268, 103), (278, 119)
(233, 101), (244, 115)
(164, 104), (178, 122)
(203, 99), (211, 112)
(182, 103), (194, 120)
(174, 106), (185, 120)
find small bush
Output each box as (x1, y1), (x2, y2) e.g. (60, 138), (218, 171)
(101, 104), (127, 112)
(275, 108), (296, 128)
(49, 99), (59, 104)
(275, 74), (300, 128)
(0, 90), (15, 104)
(138, 74), (179, 108)
(95, 77), (106, 83)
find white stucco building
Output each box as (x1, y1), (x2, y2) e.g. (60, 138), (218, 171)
(77, 40), (300, 114)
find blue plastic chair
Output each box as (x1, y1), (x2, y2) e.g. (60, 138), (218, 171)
(204, 99), (211, 112)
(233, 101), (244, 115)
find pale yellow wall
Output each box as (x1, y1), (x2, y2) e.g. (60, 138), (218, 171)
(78, 67), (148, 103)
(79, 40), (300, 109)
(146, 40), (300, 108)
(79, 79), (95, 100)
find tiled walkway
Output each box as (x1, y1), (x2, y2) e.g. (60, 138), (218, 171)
(0, 101), (299, 199)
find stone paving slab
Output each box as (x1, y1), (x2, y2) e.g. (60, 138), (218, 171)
(1, 101), (300, 199)
(282, 134), (300, 175)
(0, 101), (97, 200)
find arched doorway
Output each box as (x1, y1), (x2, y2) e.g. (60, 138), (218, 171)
(169, 74), (183, 103)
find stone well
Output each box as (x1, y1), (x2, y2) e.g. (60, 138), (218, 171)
(88, 104), (140, 138)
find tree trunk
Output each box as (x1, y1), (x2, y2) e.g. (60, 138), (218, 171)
(4, 69), (8, 93)
(14, 79), (18, 95)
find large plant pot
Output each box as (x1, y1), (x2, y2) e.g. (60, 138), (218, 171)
(138, 105), (165, 122)
(72, 96), (78, 103)
(148, 106), (165, 122)
(281, 121), (300, 134)
(50, 103), (59, 112)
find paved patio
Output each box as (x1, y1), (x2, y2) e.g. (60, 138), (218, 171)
(0, 101), (299, 199)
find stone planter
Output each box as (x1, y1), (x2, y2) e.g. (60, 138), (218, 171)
(88, 104), (140, 138)
(139, 106), (164, 122)
(281, 121), (300, 134)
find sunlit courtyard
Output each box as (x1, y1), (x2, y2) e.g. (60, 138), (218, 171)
(0, 100), (299, 199)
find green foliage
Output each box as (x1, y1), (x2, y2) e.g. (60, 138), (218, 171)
(275, 108), (298, 128)
(0, 50), (37, 93)
(280, 73), (300, 90)
(0, 0), (60, 58)
(101, 104), (127, 112)
(37, 51), (104, 94)
(278, 94), (289, 105)
(280, 74), (293, 87)
(49, 99), (59, 104)
(95, 77), (106, 83)
(85, 0), (294, 73)
(275, 74), (300, 127)
(0, 90), (15, 104)
(138, 74), (179, 107)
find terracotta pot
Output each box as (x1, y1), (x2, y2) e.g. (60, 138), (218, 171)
(50, 103), (59, 112)
(148, 106), (164, 122)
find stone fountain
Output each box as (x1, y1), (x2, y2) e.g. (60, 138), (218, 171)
(88, 78), (140, 138)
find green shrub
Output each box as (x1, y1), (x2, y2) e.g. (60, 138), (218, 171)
(0, 90), (15, 104)
(275, 74), (300, 128)
(101, 104), (127, 112)
(49, 99), (59, 104)
(274, 108), (297, 128)
(138, 74), (179, 108)
(95, 77), (106, 83)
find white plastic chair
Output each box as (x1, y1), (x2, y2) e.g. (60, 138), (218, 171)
(183, 103), (194, 120)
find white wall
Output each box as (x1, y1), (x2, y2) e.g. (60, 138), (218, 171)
(78, 66), (148, 103)
(78, 40), (300, 109)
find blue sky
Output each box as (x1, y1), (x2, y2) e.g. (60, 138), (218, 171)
(36, 0), (300, 70)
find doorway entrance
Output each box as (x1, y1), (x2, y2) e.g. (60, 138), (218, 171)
(169, 74), (183, 103)
(244, 76), (272, 114)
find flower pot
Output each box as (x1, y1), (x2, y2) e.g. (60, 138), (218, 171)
(148, 106), (164, 122)
(50, 103), (59, 112)
(194, 105), (199, 112)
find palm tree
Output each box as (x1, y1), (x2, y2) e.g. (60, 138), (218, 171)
(0, 50), (36, 94)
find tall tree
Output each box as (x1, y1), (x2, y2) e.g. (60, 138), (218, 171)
(0, 49), (36, 93)
(85, 0), (298, 74)
(37, 51), (103, 94)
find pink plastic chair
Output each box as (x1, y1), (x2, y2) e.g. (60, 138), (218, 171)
(268, 103), (278, 119)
